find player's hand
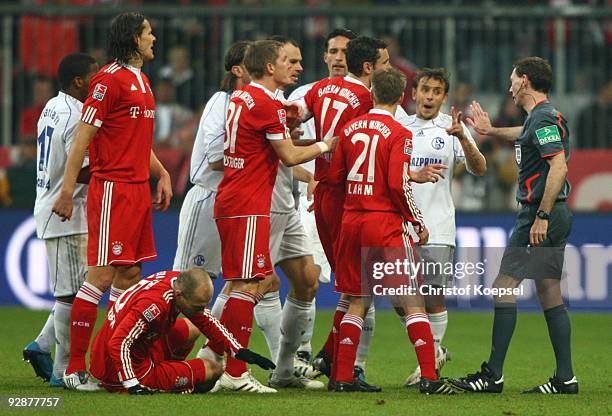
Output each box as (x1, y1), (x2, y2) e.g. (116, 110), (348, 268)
(127, 384), (155, 395)
(530, 217), (548, 246)
(324, 136), (338, 152)
(307, 202), (315, 213)
(410, 164), (447, 184)
(290, 128), (304, 141)
(465, 101), (492, 136)
(416, 224), (429, 245)
(445, 106), (468, 141)
(153, 171), (172, 211)
(235, 348), (276, 370)
(285, 102), (304, 129)
(307, 179), (318, 201)
(52, 190), (74, 221)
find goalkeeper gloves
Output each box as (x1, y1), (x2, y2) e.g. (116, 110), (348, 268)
(235, 348), (276, 370)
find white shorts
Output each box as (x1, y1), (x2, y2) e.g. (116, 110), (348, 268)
(270, 210), (312, 266)
(45, 234), (87, 298)
(173, 185), (221, 276)
(297, 194), (331, 283)
(416, 245), (455, 287)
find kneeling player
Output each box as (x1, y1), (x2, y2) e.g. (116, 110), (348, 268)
(90, 269), (274, 394)
(327, 68), (453, 394)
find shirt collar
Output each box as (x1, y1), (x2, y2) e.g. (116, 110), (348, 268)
(369, 108), (394, 118)
(58, 91), (83, 111)
(249, 81), (280, 100)
(344, 75), (368, 89)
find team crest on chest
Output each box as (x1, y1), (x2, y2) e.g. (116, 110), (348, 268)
(256, 254), (266, 269)
(92, 83), (107, 101)
(111, 241), (123, 256)
(431, 137), (445, 150)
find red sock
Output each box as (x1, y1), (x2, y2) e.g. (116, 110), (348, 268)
(406, 313), (437, 380)
(322, 299), (349, 358)
(66, 282), (103, 374)
(220, 291), (257, 377)
(335, 314), (363, 383)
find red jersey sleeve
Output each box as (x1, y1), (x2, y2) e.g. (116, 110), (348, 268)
(81, 70), (120, 128)
(387, 132), (425, 229)
(108, 298), (167, 388)
(327, 130), (348, 187)
(187, 309), (243, 356)
(259, 101), (289, 141)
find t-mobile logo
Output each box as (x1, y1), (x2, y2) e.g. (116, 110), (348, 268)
(129, 106), (140, 118)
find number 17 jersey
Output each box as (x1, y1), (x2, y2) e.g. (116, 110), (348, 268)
(299, 76), (373, 183)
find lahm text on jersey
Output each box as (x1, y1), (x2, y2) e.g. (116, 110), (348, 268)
(129, 106), (155, 119)
(348, 182), (373, 196)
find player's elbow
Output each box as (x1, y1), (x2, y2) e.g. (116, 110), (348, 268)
(278, 154), (300, 167)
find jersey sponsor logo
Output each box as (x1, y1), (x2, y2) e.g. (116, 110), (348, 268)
(514, 144), (522, 165)
(404, 138), (413, 155)
(431, 137), (445, 150)
(535, 125), (562, 145)
(92, 83), (107, 101)
(411, 156), (443, 167)
(129, 106), (155, 119)
(277, 109), (287, 124)
(112, 241), (123, 256)
(143, 303), (161, 322)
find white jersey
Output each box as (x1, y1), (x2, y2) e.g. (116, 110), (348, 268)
(34, 92), (88, 239)
(190, 91), (230, 191)
(271, 89), (295, 214)
(401, 112), (476, 246)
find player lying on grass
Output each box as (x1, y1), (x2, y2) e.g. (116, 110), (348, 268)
(89, 268), (274, 394)
(326, 67), (454, 394)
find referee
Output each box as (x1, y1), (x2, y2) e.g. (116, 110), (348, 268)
(449, 57), (577, 394)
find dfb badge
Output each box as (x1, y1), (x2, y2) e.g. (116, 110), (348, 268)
(277, 109), (287, 125)
(143, 303), (161, 322)
(403, 137), (413, 155)
(256, 254), (266, 269)
(92, 83), (107, 101)
(112, 241), (123, 256)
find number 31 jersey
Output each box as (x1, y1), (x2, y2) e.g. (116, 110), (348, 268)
(214, 82), (290, 218)
(299, 76), (373, 183)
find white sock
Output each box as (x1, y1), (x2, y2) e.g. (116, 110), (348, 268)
(53, 300), (72, 378)
(428, 311), (448, 355)
(254, 291), (282, 362)
(298, 297), (316, 354)
(35, 310), (55, 353)
(355, 303), (375, 370)
(274, 296), (312, 379)
(210, 293), (229, 320)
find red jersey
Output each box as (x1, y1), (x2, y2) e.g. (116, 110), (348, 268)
(90, 270), (242, 386)
(328, 109), (424, 228)
(300, 76), (373, 183)
(81, 62), (155, 183)
(214, 82), (290, 218)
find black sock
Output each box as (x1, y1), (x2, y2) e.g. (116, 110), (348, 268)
(487, 302), (517, 378)
(544, 304), (574, 381)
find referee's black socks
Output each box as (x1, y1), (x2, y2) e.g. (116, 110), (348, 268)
(488, 302), (518, 378)
(544, 304), (574, 381)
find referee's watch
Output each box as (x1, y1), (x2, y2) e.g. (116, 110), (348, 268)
(536, 210), (550, 220)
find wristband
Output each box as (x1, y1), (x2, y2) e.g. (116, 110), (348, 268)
(316, 141), (330, 154)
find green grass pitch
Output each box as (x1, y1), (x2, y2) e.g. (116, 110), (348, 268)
(1, 307), (611, 416)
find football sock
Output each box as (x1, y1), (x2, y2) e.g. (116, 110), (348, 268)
(221, 291), (258, 377)
(66, 281), (103, 374)
(35, 310), (55, 353)
(487, 302), (517, 378)
(335, 314), (363, 383)
(210, 293), (229, 319)
(298, 297), (316, 353)
(254, 290), (282, 362)
(428, 310), (448, 355)
(355, 303), (375, 370)
(406, 313), (437, 380)
(108, 286), (125, 310)
(544, 304), (574, 381)
(53, 300), (72, 378)
(275, 297), (312, 379)
(322, 299), (348, 358)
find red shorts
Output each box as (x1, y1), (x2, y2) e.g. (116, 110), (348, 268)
(216, 216), (273, 280)
(334, 211), (416, 296)
(93, 318), (206, 393)
(87, 176), (156, 266)
(313, 182), (345, 272)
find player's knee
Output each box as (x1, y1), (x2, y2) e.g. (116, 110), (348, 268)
(204, 358), (223, 381)
(114, 264), (142, 287)
(261, 274), (281, 293)
(86, 266), (115, 292)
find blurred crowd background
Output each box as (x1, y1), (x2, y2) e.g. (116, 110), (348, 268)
(0, 0), (610, 212)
